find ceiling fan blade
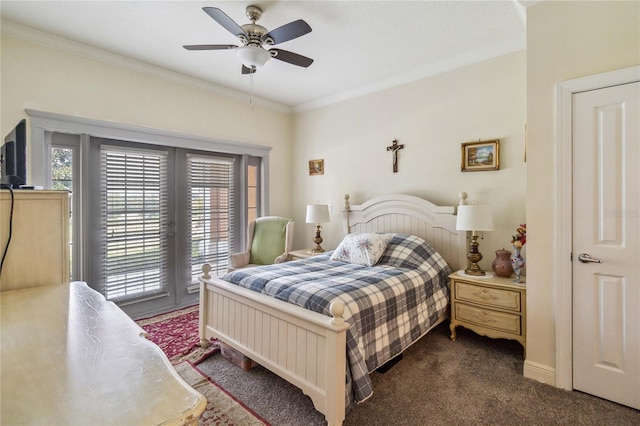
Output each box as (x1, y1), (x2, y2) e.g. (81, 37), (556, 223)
(183, 44), (237, 51)
(270, 49), (314, 68)
(203, 7), (247, 38)
(262, 19), (311, 45)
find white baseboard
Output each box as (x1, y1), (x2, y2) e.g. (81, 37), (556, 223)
(524, 359), (556, 386)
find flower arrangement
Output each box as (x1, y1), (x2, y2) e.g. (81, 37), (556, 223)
(511, 224), (527, 249)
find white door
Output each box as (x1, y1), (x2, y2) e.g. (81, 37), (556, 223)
(573, 81), (640, 409)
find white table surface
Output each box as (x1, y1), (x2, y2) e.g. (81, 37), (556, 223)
(0, 281), (205, 425)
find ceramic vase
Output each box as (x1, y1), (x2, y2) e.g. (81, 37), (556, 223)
(492, 248), (514, 278)
(511, 247), (525, 283)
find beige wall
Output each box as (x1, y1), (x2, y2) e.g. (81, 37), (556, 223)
(292, 51), (527, 273)
(526, 0), (640, 382)
(0, 35), (294, 217)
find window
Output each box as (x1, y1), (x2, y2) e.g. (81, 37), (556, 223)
(187, 154), (234, 281)
(247, 160), (260, 223)
(32, 110), (270, 316)
(51, 147), (73, 191)
(100, 146), (169, 301)
(50, 144), (76, 279)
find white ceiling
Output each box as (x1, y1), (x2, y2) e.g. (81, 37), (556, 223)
(1, 1), (529, 111)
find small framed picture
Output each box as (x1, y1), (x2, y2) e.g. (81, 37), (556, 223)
(309, 159), (324, 176)
(461, 140), (500, 172)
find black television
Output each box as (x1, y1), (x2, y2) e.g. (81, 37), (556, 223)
(1, 119), (27, 188)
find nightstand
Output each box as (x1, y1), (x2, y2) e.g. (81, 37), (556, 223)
(289, 249), (321, 260)
(449, 271), (526, 355)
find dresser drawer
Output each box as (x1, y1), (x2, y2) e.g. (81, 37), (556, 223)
(454, 302), (522, 334)
(454, 281), (521, 312)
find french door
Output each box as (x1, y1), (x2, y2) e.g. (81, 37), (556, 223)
(87, 138), (238, 317)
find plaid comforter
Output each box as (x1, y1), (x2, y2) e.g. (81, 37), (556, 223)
(222, 234), (451, 408)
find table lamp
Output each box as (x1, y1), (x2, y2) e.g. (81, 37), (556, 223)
(456, 204), (494, 276)
(305, 204), (330, 253)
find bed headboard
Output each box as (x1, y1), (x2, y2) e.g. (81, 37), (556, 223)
(342, 194), (467, 272)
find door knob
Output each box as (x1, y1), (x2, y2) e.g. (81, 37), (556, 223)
(578, 253), (602, 263)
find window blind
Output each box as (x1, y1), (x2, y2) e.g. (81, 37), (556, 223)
(100, 146), (169, 301)
(187, 154), (235, 282)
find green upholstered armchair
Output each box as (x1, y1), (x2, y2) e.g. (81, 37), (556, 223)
(228, 216), (294, 271)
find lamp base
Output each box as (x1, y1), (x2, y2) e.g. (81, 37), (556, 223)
(465, 234), (486, 276)
(464, 264), (486, 276)
(311, 224), (324, 253)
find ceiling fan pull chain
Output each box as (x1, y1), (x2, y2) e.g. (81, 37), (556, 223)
(249, 71), (254, 111)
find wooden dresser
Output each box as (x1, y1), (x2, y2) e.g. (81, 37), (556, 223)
(0, 281), (206, 425)
(449, 271), (526, 355)
(0, 190), (70, 291)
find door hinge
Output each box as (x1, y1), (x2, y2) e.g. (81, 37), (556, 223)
(570, 252), (573, 261)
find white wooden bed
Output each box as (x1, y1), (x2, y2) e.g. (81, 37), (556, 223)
(199, 193), (466, 426)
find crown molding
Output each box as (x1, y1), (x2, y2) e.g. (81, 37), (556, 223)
(293, 41), (525, 113)
(1, 20), (290, 114)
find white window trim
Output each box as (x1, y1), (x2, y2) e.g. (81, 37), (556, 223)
(26, 109), (271, 188)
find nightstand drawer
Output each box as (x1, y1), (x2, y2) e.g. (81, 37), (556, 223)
(455, 281), (521, 312)
(448, 271), (526, 356)
(455, 303), (522, 334)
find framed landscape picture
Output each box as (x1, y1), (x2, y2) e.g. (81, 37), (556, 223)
(461, 140), (500, 172)
(309, 159), (324, 175)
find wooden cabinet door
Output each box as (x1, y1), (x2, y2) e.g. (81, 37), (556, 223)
(0, 190), (69, 291)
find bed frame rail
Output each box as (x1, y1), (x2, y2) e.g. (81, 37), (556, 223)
(199, 265), (349, 426)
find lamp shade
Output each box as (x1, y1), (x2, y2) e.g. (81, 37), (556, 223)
(456, 205), (494, 231)
(236, 45), (271, 69)
(306, 204), (330, 224)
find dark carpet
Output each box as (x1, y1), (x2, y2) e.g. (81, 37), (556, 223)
(195, 322), (640, 425)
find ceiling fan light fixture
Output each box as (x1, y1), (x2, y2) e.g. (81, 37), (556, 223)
(185, 6), (313, 75)
(236, 45), (270, 69)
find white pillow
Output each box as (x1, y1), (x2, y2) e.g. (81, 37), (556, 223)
(329, 233), (394, 266)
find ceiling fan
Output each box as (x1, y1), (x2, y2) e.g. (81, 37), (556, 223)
(183, 5), (314, 74)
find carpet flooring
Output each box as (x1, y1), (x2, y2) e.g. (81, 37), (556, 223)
(195, 322), (640, 425)
(135, 305), (639, 425)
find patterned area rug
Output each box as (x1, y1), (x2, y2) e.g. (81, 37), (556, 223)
(136, 305), (269, 425)
(135, 305), (217, 365)
(175, 362), (268, 426)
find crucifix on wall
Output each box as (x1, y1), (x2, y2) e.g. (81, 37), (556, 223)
(386, 139), (404, 173)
